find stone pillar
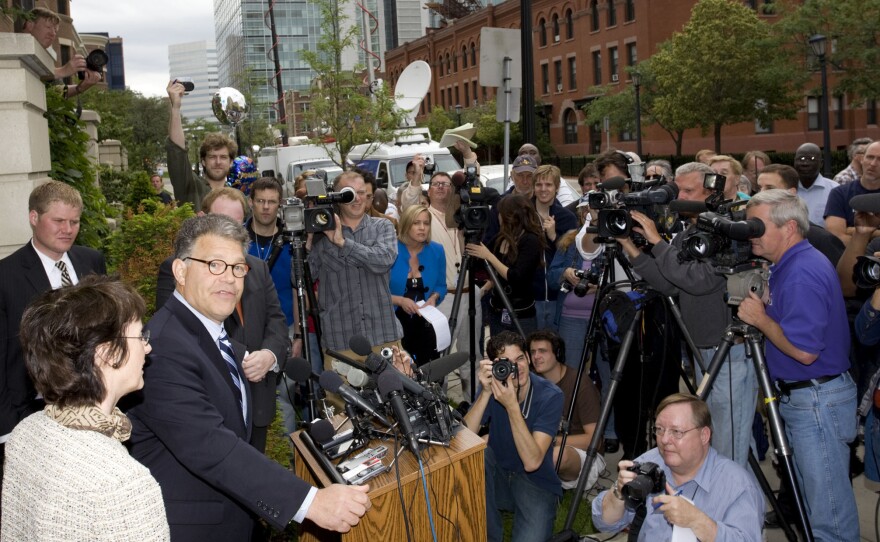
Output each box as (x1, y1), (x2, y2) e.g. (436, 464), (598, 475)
(80, 109), (101, 167)
(0, 33), (55, 259)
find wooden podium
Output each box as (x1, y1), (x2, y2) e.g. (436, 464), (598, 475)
(291, 424), (487, 542)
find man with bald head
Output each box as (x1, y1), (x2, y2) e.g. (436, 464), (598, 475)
(825, 141), (880, 244)
(793, 142), (838, 227)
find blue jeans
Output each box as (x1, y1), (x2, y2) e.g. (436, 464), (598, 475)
(866, 407), (880, 482)
(558, 315), (616, 439)
(534, 300), (558, 332)
(779, 372), (859, 541)
(696, 343), (757, 468)
(484, 447), (558, 542)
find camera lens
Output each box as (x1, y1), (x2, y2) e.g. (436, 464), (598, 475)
(855, 256), (880, 289)
(603, 210), (631, 237)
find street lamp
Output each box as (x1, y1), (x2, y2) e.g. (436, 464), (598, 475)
(632, 69), (642, 157)
(454, 104), (462, 126)
(809, 34), (832, 177)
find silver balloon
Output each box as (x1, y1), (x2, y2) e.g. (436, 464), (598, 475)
(212, 87), (249, 127)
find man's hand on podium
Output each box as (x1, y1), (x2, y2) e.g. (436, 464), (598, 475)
(305, 483), (372, 532)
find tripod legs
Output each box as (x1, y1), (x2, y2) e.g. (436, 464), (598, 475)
(696, 328), (812, 542)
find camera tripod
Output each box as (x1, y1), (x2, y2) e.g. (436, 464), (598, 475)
(552, 239), (706, 542)
(696, 322), (812, 542)
(445, 230), (525, 400)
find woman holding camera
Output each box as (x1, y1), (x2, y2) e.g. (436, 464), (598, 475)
(389, 204), (447, 366)
(1, 276), (169, 541)
(466, 194), (546, 338)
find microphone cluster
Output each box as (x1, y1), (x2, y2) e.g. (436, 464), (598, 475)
(286, 335), (466, 460)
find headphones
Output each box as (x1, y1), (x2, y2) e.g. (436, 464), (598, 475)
(530, 330), (566, 363)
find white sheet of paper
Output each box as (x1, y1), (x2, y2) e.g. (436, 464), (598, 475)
(417, 302), (452, 351)
(670, 496), (698, 542)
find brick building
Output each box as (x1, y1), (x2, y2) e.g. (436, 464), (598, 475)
(385, 0), (879, 158)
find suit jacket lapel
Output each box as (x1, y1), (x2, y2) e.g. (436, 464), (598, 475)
(21, 244), (51, 294)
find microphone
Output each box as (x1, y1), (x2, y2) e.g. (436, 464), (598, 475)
(318, 370), (392, 427)
(349, 335), (433, 399)
(284, 357), (315, 383)
(309, 418), (357, 451)
(598, 176), (626, 191)
(377, 372), (420, 456)
(421, 352), (469, 383)
(850, 194), (880, 214)
(669, 200), (709, 214)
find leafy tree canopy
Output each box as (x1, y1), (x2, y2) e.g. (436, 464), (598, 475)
(299, 0), (407, 166)
(772, 0), (880, 102)
(648, 0), (806, 151)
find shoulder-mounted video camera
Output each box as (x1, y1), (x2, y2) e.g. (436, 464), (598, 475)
(282, 176), (354, 233)
(592, 177), (680, 244)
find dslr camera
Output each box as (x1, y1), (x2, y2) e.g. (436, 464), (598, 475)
(492, 357), (517, 384)
(560, 267), (600, 297)
(622, 461), (667, 509)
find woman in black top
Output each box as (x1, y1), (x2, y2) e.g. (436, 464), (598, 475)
(466, 194), (546, 338)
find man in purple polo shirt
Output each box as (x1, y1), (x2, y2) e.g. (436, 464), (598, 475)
(737, 189), (858, 541)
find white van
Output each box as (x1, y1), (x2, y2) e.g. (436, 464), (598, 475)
(347, 127), (461, 199)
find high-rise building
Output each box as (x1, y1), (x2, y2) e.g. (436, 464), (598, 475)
(213, 0), (434, 124)
(168, 40), (219, 122)
(80, 33), (126, 91)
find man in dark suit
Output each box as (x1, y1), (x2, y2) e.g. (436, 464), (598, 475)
(155, 187), (288, 453)
(128, 214), (370, 540)
(0, 181), (105, 468)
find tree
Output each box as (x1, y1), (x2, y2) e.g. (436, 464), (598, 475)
(423, 105), (455, 144)
(78, 89), (169, 172)
(299, 0), (406, 166)
(772, 0), (880, 103)
(648, 0), (806, 152)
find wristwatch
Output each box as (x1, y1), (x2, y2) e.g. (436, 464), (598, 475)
(612, 481), (624, 501)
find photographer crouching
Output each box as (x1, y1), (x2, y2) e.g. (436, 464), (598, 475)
(592, 393), (764, 541)
(463, 331), (563, 542)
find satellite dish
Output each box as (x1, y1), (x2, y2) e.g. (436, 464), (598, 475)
(394, 61), (431, 127)
(212, 87), (249, 127)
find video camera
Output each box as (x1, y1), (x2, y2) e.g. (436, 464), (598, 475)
(455, 164), (496, 234)
(592, 180), (680, 242)
(280, 177), (354, 233)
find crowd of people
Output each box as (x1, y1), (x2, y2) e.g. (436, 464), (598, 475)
(1, 8), (877, 539)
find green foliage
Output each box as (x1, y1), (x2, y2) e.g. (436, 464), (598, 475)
(299, 0), (407, 166)
(264, 403), (300, 541)
(78, 88), (170, 172)
(105, 203), (196, 316)
(772, 0), (880, 103)
(44, 86), (112, 250)
(647, 0), (807, 153)
(423, 106), (455, 143)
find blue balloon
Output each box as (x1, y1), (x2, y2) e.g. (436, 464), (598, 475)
(227, 155), (258, 195)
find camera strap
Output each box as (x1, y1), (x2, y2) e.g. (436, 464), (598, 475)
(519, 380), (534, 420)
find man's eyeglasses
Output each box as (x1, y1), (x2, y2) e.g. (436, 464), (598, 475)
(797, 156), (818, 162)
(654, 425), (700, 440)
(431, 181), (452, 188)
(119, 329), (150, 346)
(186, 257), (250, 278)
(254, 199), (279, 207)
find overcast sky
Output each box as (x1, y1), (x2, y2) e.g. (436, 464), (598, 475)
(72, 0), (216, 97)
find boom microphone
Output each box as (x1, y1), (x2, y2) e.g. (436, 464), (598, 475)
(377, 372), (420, 456)
(319, 370), (392, 427)
(850, 194), (880, 214)
(669, 200), (709, 214)
(598, 176), (626, 191)
(421, 352), (469, 383)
